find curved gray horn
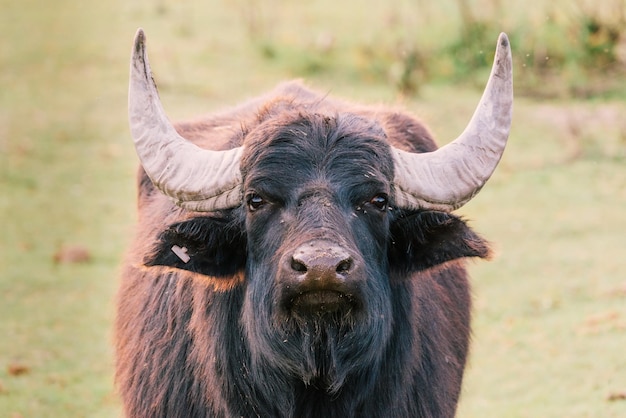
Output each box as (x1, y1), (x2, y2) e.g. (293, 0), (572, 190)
(129, 28), (243, 212)
(392, 32), (513, 211)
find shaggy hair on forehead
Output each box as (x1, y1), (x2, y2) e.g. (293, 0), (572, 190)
(241, 109), (395, 185)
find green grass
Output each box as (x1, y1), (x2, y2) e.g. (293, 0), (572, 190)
(1, 0), (625, 416)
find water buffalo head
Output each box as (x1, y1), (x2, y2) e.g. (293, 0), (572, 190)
(127, 28), (512, 393)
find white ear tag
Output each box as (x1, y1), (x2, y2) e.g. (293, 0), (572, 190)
(171, 245), (191, 263)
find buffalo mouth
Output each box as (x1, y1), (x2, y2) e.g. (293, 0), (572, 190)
(285, 289), (358, 316)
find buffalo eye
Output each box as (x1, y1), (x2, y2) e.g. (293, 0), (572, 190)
(246, 193), (266, 212)
(369, 194), (388, 211)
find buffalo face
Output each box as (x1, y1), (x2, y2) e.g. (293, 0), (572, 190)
(240, 111), (396, 390)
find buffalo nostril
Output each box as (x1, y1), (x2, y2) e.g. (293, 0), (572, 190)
(336, 258), (352, 274)
(291, 258), (308, 273)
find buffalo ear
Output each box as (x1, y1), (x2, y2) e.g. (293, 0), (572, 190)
(145, 215), (247, 278)
(388, 210), (491, 276)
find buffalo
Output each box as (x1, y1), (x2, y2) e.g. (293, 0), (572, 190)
(115, 28), (513, 417)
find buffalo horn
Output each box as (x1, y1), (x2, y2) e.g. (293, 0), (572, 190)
(392, 33), (513, 211)
(128, 28), (243, 212)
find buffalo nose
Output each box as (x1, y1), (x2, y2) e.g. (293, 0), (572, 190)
(282, 241), (361, 315)
(290, 241), (354, 280)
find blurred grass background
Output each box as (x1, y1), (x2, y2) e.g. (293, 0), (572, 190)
(1, 0), (625, 416)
